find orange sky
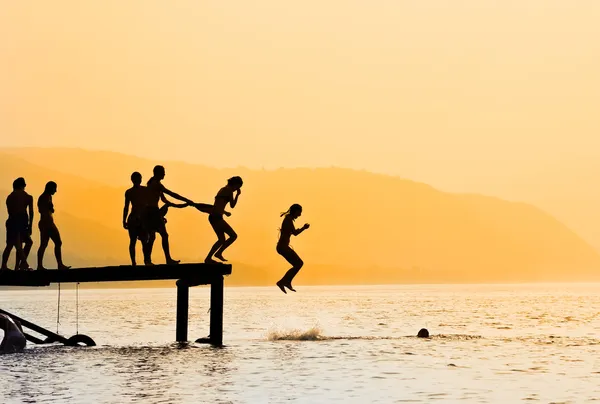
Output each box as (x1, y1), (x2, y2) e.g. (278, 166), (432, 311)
(2, 0), (600, 229)
(2, 1), (599, 173)
(2, 2), (600, 279)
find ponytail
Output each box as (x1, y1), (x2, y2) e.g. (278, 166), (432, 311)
(280, 203), (302, 218)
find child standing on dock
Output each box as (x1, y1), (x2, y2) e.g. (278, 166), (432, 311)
(37, 181), (70, 270)
(276, 204), (309, 293)
(144, 165), (195, 265)
(123, 172), (149, 266)
(1, 177), (34, 271)
(205, 176), (243, 263)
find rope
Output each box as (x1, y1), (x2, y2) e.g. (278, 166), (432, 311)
(76, 282), (80, 335)
(56, 282), (61, 334)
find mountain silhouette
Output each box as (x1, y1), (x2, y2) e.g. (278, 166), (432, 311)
(1, 147), (599, 285)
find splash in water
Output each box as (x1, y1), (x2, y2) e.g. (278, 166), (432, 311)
(267, 326), (323, 341)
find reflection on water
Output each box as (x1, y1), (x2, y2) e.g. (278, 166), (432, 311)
(1, 284), (600, 403)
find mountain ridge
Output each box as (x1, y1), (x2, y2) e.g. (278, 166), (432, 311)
(1, 147), (599, 285)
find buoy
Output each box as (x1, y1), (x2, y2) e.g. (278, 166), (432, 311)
(65, 334), (96, 347)
(417, 328), (429, 338)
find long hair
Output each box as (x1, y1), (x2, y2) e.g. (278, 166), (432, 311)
(280, 203), (302, 218)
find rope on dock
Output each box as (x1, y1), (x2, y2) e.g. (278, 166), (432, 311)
(76, 282), (79, 335)
(56, 282), (61, 334)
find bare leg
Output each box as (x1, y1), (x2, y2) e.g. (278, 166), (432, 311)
(50, 228), (69, 269)
(37, 232), (50, 270)
(275, 278), (287, 294)
(277, 247), (303, 292)
(145, 233), (156, 265)
(14, 246), (20, 270)
(23, 238), (33, 261)
(17, 238), (33, 270)
(282, 264), (303, 291)
(5, 234), (29, 270)
(206, 217), (226, 263)
(205, 239), (224, 263)
(214, 221), (237, 262)
(128, 235), (137, 266)
(1, 244), (14, 270)
(158, 229), (179, 265)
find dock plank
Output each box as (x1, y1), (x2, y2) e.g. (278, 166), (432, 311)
(0, 263), (232, 287)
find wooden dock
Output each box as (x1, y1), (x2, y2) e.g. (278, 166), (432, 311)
(0, 263), (232, 346)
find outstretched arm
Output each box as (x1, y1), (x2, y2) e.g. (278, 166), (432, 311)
(122, 193), (130, 229)
(164, 197), (189, 208)
(163, 187), (194, 204)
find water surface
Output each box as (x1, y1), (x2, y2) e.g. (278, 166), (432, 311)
(1, 283), (600, 403)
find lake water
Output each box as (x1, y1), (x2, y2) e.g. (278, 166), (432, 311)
(1, 283), (600, 403)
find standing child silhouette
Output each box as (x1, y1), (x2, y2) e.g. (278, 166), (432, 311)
(205, 176), (243, 263)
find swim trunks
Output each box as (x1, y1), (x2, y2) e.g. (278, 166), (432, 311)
(143, 207), (165, 233)
(5, 213), (29, 244)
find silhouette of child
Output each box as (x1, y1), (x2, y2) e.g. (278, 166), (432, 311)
(37, 181), (70, 270)
(143, 165), (194, 265)
(205, 176), (243, 263)
(276, 204), (310, 293)
(1, 178), (34, 271)
(123, 172), (150, 266)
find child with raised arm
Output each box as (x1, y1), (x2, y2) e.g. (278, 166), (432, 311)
(276, 204), (310, 293)
(205, 176), (243, 263)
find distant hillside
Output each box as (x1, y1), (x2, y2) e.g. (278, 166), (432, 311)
(1, 147), (600, 284)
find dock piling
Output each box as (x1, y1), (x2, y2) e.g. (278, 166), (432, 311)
(209, 275), (224, 346)
(176, 280), (189, 342)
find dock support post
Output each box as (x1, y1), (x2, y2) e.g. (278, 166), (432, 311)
(176, 280), (189, 342)
(209, 275), (224, 346)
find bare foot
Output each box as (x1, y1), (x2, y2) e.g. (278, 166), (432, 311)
(58, 264), (71, 270)
(144, 261), (155, 266)
(285, 283), (296, 292)
(37, 266), (47, 271)
(214, 254), (228, 262)
(204, 258), (218, 264)
(166, 259), (180, 265)
(276, 280), (287, 294)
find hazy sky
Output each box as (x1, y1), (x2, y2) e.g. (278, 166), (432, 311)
(2, 1), (600, 182)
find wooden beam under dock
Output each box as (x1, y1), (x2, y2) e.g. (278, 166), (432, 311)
(0, 263), (232, 287)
